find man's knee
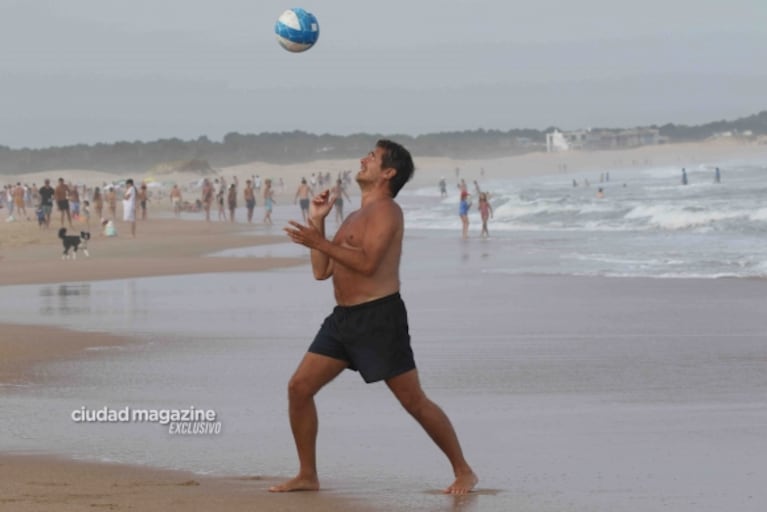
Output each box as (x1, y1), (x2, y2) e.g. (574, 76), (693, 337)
(395, 388), (429, 416)
(287, 375), (318, 402)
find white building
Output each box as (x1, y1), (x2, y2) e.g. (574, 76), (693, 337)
(546, 128), (663, 151)
(545, 130), (570, 152)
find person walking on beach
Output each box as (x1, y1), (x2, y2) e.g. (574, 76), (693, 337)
(54, 178), (72, 228)
(13, 183), (28, 220)
(92, 187), (104, 221)
(263, 179), (275, 225)
(478, 192), (493, 238)
(244, 179), (256, 223)
(681, 168), (688, 186)
(216, 179), (227, 221)
(170, 185), (182, 217)
(277, 139), (477, 495)
(227, 183), (237, 223)
(106, 186), (117, 220)
(122, 178), (137, 237)
(138, 183), (149, 220)
(68, 183), (80, 221)
(201, 179), (214, 221)
(38, 179), (54, 228)
(714, 167), (721, 184)
(332, 178), (350, 224)
(294, 178), (313, 222)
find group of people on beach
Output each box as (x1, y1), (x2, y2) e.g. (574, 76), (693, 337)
(294, 175), (351, 225)
(199, 176), (277, 224)
(1, 177), (143, 238)
(196, 174), (353, 226)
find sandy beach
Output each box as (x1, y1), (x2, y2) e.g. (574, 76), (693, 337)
(0, 453), (382, 512)
(1, 140), (766, 511)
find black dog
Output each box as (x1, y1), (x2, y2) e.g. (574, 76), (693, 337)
(58, 227), (91, 259)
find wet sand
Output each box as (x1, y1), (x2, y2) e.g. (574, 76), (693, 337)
(0, 454), (381, 512)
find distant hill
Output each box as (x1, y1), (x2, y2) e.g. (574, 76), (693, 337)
(1, 111), (765, 175)
(655, 110), (767, 141)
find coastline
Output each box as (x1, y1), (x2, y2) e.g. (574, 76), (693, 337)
(3, 138), (766, 193)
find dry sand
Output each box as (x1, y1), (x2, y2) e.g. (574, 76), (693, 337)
(0, 218), (302, 284)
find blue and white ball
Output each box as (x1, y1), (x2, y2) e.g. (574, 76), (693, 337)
(274, 8), (319, 53)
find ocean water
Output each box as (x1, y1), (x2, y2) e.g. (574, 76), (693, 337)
(399, 161), (767, 279)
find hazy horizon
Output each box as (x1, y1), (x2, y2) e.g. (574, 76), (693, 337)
(1, 0), (765, 149)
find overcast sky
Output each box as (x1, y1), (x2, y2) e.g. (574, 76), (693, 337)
(1, 0), (765, 148)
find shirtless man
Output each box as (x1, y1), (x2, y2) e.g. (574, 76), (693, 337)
(331, 178), (351, 224)
(169, 185), (183, 217)
(201, 179), (214, 222)
(13, 183), (27, 220)
(243, 180), (256, 223)
(54, 178), (72, 227)
(277, 139), (477, 495)
(294, 178), (313, 222)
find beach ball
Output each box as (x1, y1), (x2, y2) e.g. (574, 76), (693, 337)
(274, 8), (319, 53)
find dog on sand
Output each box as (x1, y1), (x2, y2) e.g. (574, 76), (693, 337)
(58, 227), (91, 259)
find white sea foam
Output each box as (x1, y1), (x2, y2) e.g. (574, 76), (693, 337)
(400, 161), (767, 278)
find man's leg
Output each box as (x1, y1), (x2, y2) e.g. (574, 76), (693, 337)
(386, 369), (478, 495)
(269, 352), (348, 492)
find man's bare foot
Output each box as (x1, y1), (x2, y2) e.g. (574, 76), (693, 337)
(268, 475), (320, 492)
(444, 470), (478, 495)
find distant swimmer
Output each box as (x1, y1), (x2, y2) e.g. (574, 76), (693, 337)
(596, 187), (605, 199)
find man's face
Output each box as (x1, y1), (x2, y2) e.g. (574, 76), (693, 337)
(357, 146), (388, 185)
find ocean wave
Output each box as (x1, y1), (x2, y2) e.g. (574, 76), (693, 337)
(750, 208), (767, 222)
(623, 204), (746, 230)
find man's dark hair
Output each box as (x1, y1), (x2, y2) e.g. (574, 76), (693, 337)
(377, 139), (414, 198)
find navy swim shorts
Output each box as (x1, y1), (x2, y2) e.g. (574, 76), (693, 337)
(308, 292), (416, 383)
